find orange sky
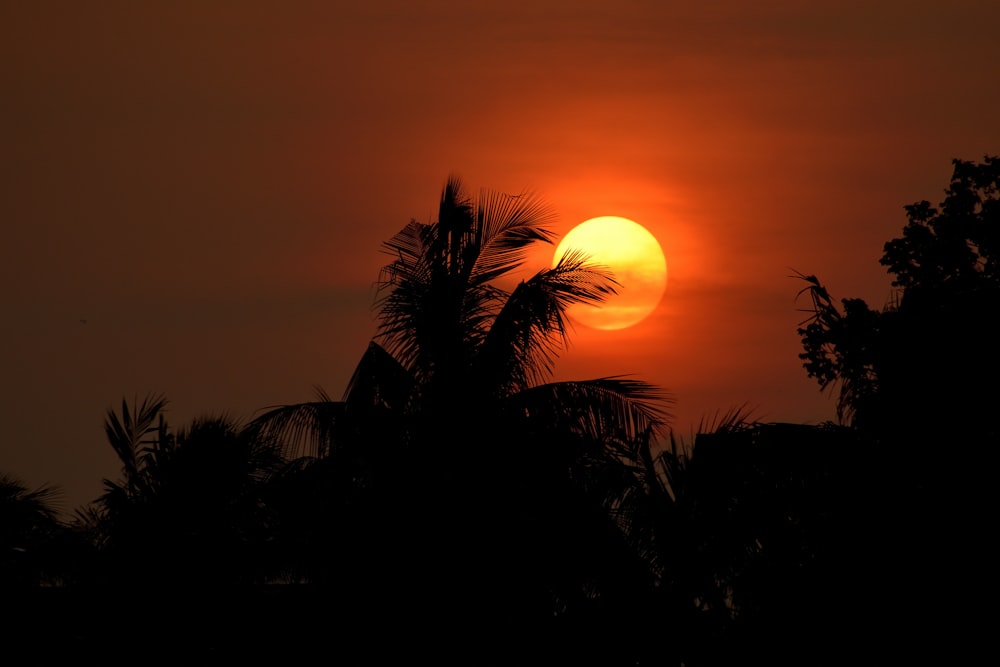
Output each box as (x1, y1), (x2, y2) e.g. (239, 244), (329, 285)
(3, 0), (999, 513)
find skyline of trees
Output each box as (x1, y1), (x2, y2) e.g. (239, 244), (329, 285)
(4, 157), (996, 664)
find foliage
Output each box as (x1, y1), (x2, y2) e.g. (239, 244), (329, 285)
(794, 273), (882, 425)
(882, 156), (1000, 292)
(1, 474), (68, 586)
(4, 170), (944, 662)
(248, 177), (673, 611)
(792, 156), (1000, 664)
(82, 395), (287, 585)
(795, 155), (1000, 435)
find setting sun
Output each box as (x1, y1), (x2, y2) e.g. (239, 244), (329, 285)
(553, 216), (667, 330)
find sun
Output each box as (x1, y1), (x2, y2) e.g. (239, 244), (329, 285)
(553, 216), (667, 330)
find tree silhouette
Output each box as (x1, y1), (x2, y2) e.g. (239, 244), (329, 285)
(1, 473), (70, 587)
(249, 177), (672, 626)
(82, 395), (287, 586)
(588, 406), (848, 665)
(796, 155), (1000, 440)
(794, 155), (999, 663)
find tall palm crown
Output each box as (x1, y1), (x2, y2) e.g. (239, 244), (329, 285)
(378, 177), (668, 444)
(250, 178), (671, 606)
(256, 177), (669, 457)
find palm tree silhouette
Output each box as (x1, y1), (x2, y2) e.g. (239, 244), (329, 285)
(249, 177), (672, 622)
(1, 473), (69, 587)
(83, 395), (286, 586)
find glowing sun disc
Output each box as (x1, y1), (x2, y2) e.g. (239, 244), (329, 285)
(553, 216), (667, 330)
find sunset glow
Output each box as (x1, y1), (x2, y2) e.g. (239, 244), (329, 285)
(2, 1), (998, 516)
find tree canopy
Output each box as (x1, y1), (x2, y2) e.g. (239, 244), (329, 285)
(794, 157), (999, 661)
(796, 155), (1000, 442)
(247, 177), (673, 615)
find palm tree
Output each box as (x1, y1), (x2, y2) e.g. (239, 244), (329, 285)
(0, 473), (67, 587)
(249, 177), (672, 619)
(84, 395), (287, 586)
(598, 409), (876, 667)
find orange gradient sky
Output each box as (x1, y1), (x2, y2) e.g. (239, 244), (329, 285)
(3, 0), (999, 513)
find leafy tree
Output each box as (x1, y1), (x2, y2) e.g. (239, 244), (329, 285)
(794, 155), (999, 663)
(249, 177), (671, 620)
(796, 155), (1000, 441)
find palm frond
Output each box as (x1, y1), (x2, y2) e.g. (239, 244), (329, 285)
(245, 387), (345, 460)
(376, 216), (486, 375)
(508, 377), (674, 445)
(375, 182), (560, 377)
(470, 187), (558, 284)
(342, 340), (415, 413)
(437, 175), (475, 275)
(377, 220), (437, 346)
(692, 403), (759, 437)
(103, 393), (168, 488)
(474, 250), (620, 395)
(0, 473), (64, 526)
(539, 248), (622, 310)
(381, 220), (435, 276)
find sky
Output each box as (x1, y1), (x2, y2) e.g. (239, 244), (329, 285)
(3, 0), (999, 515)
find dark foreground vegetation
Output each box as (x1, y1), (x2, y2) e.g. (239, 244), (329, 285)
(4, 157), (997, 664)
